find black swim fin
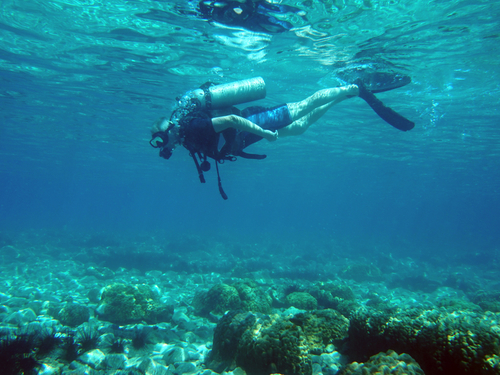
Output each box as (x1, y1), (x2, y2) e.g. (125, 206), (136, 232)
(355, 79), (415, 132)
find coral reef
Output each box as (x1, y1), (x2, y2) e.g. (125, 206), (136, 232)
(193, 280), (272, 316)
(341, 263), (384, 282)
(389, 275), (441, 293)
(97, 283), (173, 325)
(308, 282), (359, 317)
(234, 280), (273, 313)
(192, 284), (241, 316)
(293, 310), (349, 353)
(339, 350), (424, 375)
(3, 230), (500, 375)
(206, 309), (350, 375)
(58, 302), (90, 327)
(205, 310), (256, 372)
(471, 291), (500, 313)
(435, 295), (482, 312)
(347, 307), (500, 375)
(286, 292), (318, 310)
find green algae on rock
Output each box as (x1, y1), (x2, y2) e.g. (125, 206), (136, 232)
(471, 290), (500, 313)
(233, 280), (272, 314)
(339, 350), (424, 375)
(193, 280), (272, 316)
(286, 292), (318, 310)
(308, 282), (360, 317)
(58, 302), (90, 327)
(97, 283), (173, 325)
(347, 307), (500, 375)
(192, 284), (241, 316)
(206, 309), (350, 375)
(292, 309), (349, 353)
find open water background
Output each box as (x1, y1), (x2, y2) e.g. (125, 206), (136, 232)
(1, 0), (499, 261)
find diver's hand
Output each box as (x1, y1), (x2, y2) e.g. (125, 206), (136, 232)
(264, 130), (278, 142)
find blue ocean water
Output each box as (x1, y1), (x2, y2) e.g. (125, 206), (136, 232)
(2, 2), (500, 375)
(1, 0), (499, 258)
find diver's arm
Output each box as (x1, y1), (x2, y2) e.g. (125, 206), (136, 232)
(212, 115), (278, 141)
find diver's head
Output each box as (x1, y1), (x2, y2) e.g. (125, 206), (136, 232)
(150, 116), (171, 134)
(150, 117), (181, 160)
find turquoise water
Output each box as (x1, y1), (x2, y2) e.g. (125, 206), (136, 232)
(1, 2), (500, 374)
(1, 0), (499, 254)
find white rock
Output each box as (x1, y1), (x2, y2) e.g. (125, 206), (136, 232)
(137, 358), (154, 373)
(27, 300), (43, 314)
(18, 286), (41, 298)
(68, 361), (92, 372)
(173, 311), (190, 323)
(22, 308), (37, 322)
(311, 355), (321, 364)
(283, 306), (306, 316)
(5, 297), (28, 308)
(125, 356), (142, 369)
(79, 349), (105, 368)
(95, 303), (107, 315)
(185, 348), (201, 361)
(231, 367), (247, 375)
(312, 362), (323, 375)
(175, 362), (197, 374)
(320, 352), (341, 367)
(5, 311), (26, 325)
(43, 294), (61, 303)
(325, 344), (335, 353)
(37, 363), (60, 375)
(100, 353), (127, 369)
(181, 331), (199, 343)
(137, 357), (171, 375)
(164, 347), (186, 365)
(153, 342), (174, 355)
(323, 364), (340, 375)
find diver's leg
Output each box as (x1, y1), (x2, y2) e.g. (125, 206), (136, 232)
(278, 101), (336, 137)
(287, 85), (359, 122)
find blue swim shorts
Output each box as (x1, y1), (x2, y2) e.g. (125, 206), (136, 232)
(241, 104), (293, 131)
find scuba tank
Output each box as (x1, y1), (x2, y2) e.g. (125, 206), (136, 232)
(208, 76), (266, 108)
(171, 77), (267, 127)
(188, 77), (266, 110)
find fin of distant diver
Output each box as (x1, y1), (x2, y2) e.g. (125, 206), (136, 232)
(355, 79), (415, 132)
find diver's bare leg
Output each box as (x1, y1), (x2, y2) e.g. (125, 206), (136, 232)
(279, 101), (336, 136)
(287, 85), (359, 122)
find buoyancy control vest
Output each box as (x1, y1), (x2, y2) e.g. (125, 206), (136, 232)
(178, 78), (268, 200)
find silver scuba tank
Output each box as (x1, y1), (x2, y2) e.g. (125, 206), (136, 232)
(208, 77), (266, 108)
(189, 77), (266, 109)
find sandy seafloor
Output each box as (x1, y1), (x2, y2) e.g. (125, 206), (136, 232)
(1, 230), (499, 375)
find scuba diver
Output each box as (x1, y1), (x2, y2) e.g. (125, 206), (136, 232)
(150, 77), (414, 200)
(196, 0), (307, 33)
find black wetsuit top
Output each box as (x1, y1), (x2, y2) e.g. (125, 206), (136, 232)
(180, 105), (293, 161)
(177, 105), (292, 199)
(180, 113), (225, 159)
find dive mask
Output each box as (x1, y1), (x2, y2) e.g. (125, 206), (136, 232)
(150, 131), (173, 159)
